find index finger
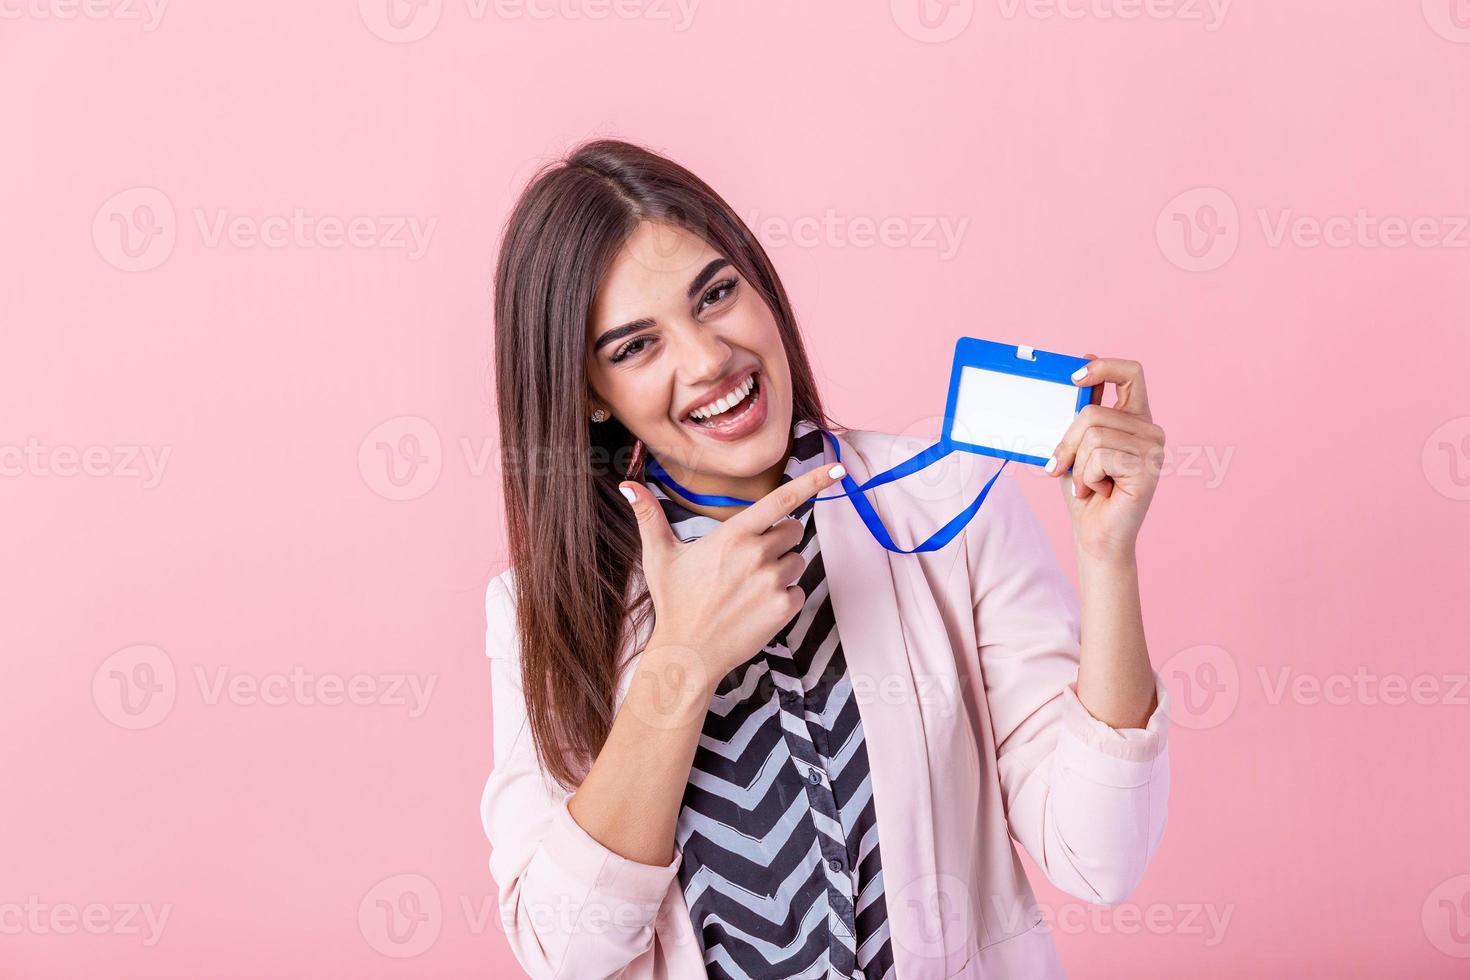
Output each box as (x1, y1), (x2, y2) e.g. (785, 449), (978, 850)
(1072, 355), (1151, 421)
(727, 460), (847, 534)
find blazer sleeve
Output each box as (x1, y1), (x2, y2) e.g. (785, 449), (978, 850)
(480, 571), (683, 979)
(964, 470), (1171, 907)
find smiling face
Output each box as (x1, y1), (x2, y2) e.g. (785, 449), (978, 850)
(587, 220), (795, 501)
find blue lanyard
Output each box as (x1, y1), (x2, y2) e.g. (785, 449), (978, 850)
(643, 428), (1009, 555)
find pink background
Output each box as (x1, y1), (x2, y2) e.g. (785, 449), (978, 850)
(4, 0), (1469, 976)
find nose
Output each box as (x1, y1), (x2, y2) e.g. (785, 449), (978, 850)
(669, 320), (733, 385)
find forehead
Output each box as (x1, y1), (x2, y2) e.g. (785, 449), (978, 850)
(591, 220), (720, 326)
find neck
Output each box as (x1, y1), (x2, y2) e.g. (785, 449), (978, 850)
(654, 430), (795, 521)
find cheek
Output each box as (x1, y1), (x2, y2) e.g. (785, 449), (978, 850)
(595, 364), (676, 425)
(758, 326), (792, 392)
(736, 307), (789, 377)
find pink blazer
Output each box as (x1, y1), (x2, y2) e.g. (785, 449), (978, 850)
(481, 428), (1171, 979)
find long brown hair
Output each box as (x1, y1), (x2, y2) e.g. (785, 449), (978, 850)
(493, 138), (831, 790)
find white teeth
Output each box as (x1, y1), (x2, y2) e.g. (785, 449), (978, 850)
(690, 375), (756, 420)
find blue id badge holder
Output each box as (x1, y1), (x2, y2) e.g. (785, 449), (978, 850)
(940, 338), (1093, 467)
(646, 337), (1095, 554)
(818, 338), (1095, 553)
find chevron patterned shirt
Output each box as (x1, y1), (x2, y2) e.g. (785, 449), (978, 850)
(645, 421), (898, 980)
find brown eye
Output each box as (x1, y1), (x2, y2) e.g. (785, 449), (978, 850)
(610, 336), (654, 363)
(699, 278), (738, 312)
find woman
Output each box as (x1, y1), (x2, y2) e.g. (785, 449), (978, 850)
(481, 139), (1170, 980)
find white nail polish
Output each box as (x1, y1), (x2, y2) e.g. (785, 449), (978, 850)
(1044, 456), (1057, 474)
(1070, 479), (1078, 497)
(828, 464), (847, 480)
(619, 486), (636, 503)
(1071, 367), (1089, 382)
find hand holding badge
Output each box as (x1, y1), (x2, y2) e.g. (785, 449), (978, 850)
(1044, 355), (1166, 563)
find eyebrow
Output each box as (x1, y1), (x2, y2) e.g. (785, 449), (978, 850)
(591, 258), (732, 353)
(685, 258), (730, 300)
(591, 318), (654, 353)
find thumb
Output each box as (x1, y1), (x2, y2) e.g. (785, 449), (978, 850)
(619, 482), (677, 562)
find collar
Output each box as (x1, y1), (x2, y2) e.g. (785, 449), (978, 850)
(645, 419), (827, 543)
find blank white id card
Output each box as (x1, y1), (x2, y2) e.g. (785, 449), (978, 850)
(940, 338), (1094, 467)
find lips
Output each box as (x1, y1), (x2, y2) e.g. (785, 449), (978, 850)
(678, 368), (759, 423)
(678, 370), (768, 442)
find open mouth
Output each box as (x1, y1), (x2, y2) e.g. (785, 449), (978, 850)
(684, 372), (762, 429)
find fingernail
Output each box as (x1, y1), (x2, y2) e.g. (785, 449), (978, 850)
(1071, 367), (1089, 382)
(1044, 456), (1057, 474)
(619, 486), (636, 503)
(827, 464), (846, 480)
(1070, 479), (1079, 497)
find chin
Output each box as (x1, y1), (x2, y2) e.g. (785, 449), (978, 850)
(729, 409), (793, 477)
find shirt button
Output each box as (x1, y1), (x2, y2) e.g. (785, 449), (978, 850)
(808, 769), (821, 785)
(828, 857), (844, 872)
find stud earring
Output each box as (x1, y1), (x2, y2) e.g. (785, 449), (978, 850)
(591, 409), (609, 423)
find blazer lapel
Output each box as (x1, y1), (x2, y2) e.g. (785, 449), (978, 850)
(814, 429), (945, 976)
